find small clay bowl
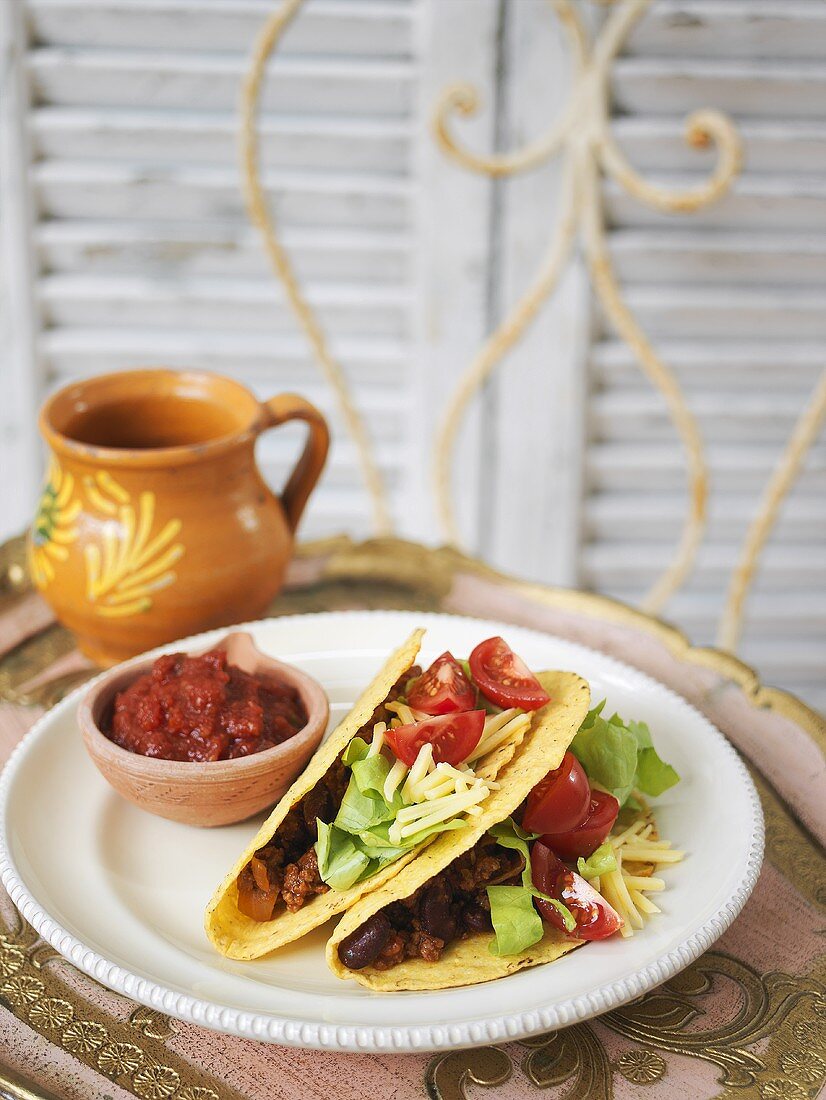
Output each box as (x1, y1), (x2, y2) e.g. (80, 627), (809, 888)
(78, 631), (329, 827)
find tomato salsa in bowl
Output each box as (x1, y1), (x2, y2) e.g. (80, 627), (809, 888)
(78, 632), (329, 827)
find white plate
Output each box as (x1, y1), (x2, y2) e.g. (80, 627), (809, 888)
(0, 611), (763, 1053)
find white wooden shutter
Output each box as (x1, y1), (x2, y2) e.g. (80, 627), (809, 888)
(3, 0), (446, 542)
(583, 0), (826, 712)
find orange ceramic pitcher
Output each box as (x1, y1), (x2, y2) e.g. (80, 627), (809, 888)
(28, 369), (330, 665)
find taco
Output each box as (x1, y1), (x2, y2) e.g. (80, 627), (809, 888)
(326, 669), (595, 990)
(205, 630), (559, 960)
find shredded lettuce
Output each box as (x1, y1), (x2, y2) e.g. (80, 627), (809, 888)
(576, 841), (617, 880)
(569, 701), (679, 806)
(486, 818), (576, 955)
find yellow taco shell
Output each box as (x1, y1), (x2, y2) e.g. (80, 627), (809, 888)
(326, 669), (590, 990)
(205, 628), (424, 959)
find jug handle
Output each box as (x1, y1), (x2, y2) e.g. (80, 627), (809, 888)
(259, 394), (330, 533)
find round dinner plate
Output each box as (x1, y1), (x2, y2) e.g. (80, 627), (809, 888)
(0, 611), (763, 1053)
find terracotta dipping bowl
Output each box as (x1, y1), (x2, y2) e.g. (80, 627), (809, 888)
(78, 631), (329, 827)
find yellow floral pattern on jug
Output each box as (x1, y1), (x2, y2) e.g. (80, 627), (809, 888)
(28, 458), (81, 587)
(28, 461), (185, 619)
(82, 471), (184, 619)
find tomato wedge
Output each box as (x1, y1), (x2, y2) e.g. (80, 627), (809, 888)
(522, 752), (591, 834)
(540, 789), (620, 860)
(468, 637), (550, 711)
(530, 840), (622, 940)
(407, 651), (476, 715)
(384, 710), (486, 767)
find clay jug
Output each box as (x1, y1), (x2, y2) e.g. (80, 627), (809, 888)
(28, 369), (330, 664)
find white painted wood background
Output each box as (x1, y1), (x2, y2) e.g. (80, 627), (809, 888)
(0, 0), (824, 713)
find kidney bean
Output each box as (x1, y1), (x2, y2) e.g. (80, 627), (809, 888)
(420, 881), (457, 942)
(463, 903), (493, 933)
(338, 912), (392, 970)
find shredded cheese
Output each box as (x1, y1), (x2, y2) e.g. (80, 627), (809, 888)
(397, 785), (489, 838)
(383, 757), (408, 803)
(385, 699), (429, 725)
(367, 723), (386, 757)
(467, 711), (530, 763)
(401, 743), (434, 801)
(620, 847), (684, 863)
(594, 811), (684, 938)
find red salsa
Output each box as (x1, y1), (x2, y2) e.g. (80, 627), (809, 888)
(107, 649), (307, 762)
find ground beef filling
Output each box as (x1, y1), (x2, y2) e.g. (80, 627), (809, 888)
(236, 667), (421, 921)
(337, 836), (526, 971)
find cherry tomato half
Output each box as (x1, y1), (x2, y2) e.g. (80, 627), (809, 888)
(468, 637), (551, 711)
(540, 789), (620, 860)
(530, 840), (622, 941)
(384, 709), (486, 767)
(522, 752), (591, 835)
(407, 651), (477, 715)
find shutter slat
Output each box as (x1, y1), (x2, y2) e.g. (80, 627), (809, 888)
(583, 542), (826, 588)
(587, 443), (826, 493)
(587, 493), (825, 543)
(37, 222), (410, 281)
(38, 274), (412, 337)
(605, 175), (826, 230)
(610, 229), (826, 286)
(591, 341), (825, 388)
(30, 49), (414, 115)
(29, 0), (415, 57)
(595, 285), (826, 340)
(34, 163), (410, 227)
(613, 57), (826, 119)
(592, 389), (823, 443)
(624, 2), (826, 61)
(43, 328), (409, 386)
(32, 108), (411, 173)
(612, 117), (826, 176)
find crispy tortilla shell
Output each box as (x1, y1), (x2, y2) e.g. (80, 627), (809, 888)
(326, 670), (591, 990)
(205, 629), (424, 959)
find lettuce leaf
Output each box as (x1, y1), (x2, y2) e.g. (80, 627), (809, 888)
(485, 819), (576, 954)
(635, 746), (680, 798)
(570, 702), (679, 806)
(341, 737), (371, 767)
(315, 821), (372, 890)
(334, 775), (393, 833)
(487, 886), (545, 956)
(487, 818), (536, 889)
(333, 749), (406, 834)
(576, 841), (617, 880)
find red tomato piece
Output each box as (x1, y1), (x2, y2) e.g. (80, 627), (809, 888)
(530, 840), (623, 940)
(522, 752), (591, 834)
(384, 710), (486, 767)
(407, 651), (477, 715)
(540, 790), (620, 860)
(468, 637), (550, 711)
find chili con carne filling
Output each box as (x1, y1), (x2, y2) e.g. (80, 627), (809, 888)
(337, 835), (526, 971)
(236, 666), (421, 921)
